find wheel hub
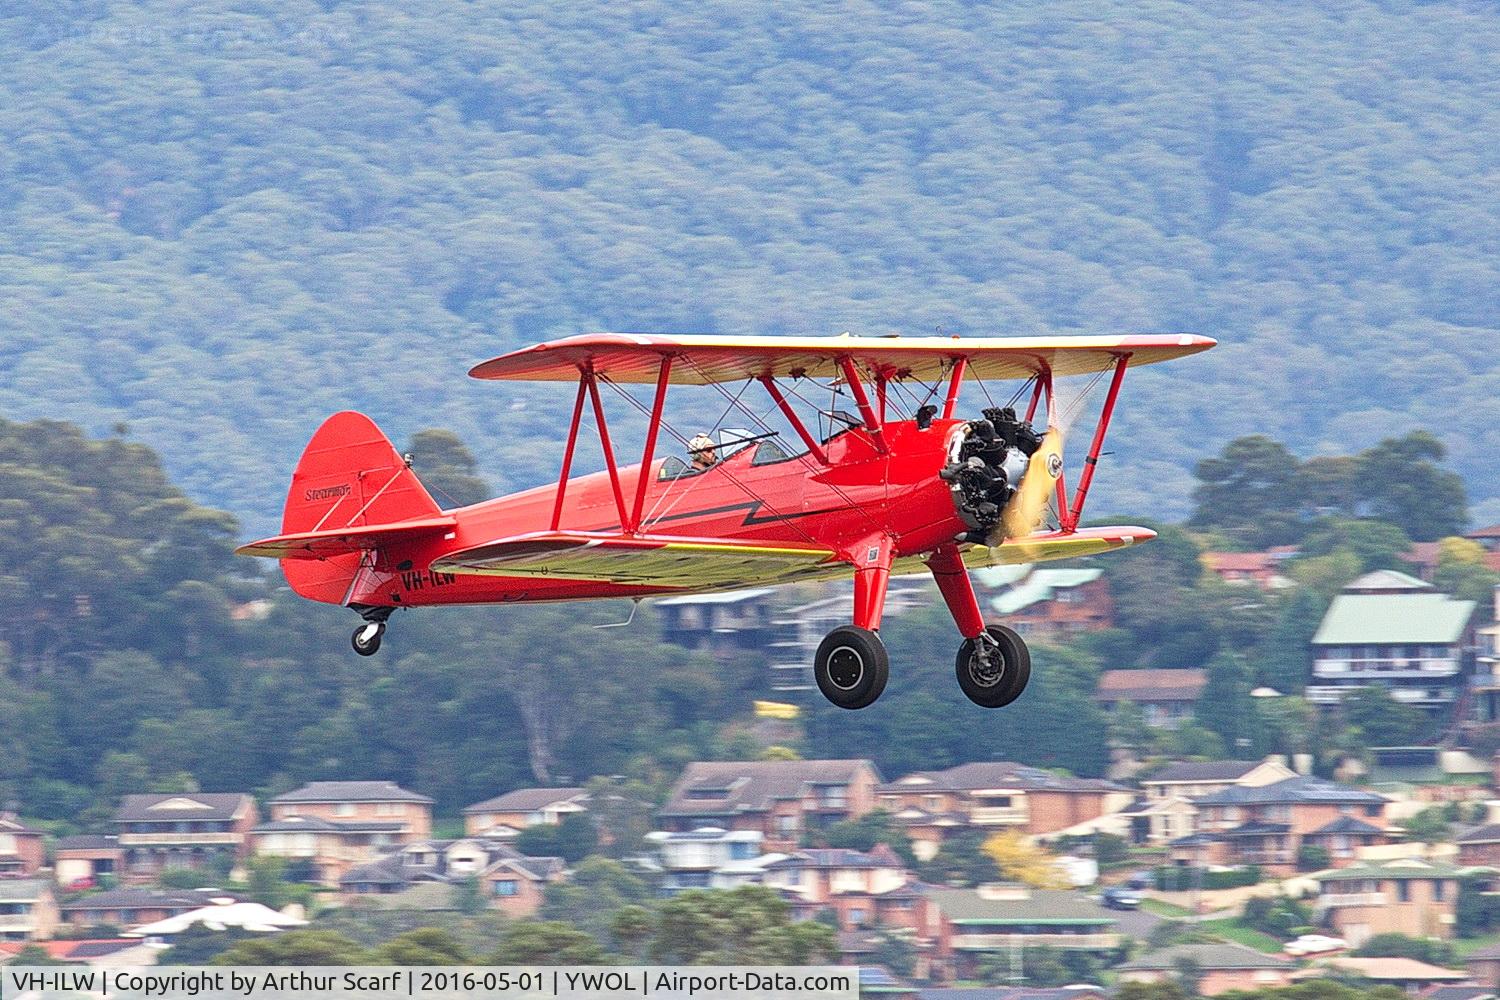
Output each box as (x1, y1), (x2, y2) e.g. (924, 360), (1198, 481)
(827, 646), (866, 690)
(968, 640), (1006, 688)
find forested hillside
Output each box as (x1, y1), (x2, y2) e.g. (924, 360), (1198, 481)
(1, 1), (1497, 534)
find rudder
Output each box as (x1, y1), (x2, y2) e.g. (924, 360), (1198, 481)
(279, 411), (443, 605)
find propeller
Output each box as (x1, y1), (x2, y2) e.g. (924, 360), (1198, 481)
(995, 426), (1064, 545)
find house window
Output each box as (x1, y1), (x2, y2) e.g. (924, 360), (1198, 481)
(776, 816), (797, 834)
(1397, 881), (1410, 902)
(335, 804), (356, 817)
(493, 880), (519, 897)
(925, 796), (941, 810)
(849, 907), (867, 927)
(1434, 880), (1447, 901)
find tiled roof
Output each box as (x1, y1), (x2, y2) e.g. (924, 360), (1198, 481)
(1345, 569), (1435, 592)
(114, 793), (252, 822)
(1095, 669), (1207, 702)
(0, 879), (51, 902)
(767, 845), (903, 870)
(251, 816), (407, 833)
(462, 787), (586, 814)
(1422, 986), (1496, 1000)
(662, 760), (877, 817)
(0, 816), (41, 835)
(1457, 824), (1500, 845)
(60, 888), (235, 911)
(1197, 775), (1386, 806)
(1203, 552), (1277, 573)
(271, 781), (433, 804)
(1315, 857), (1468, 881)
(1311, 957), (1468, 982)
(1146, 760), (1263, 783)
(1119, 941), (1293, 971)
(880, 761), (1122, 794)
(1310, 815), (1385, 836)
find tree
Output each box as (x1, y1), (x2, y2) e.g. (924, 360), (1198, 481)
(610, 905), (655, 959)
(1354, 432), (1468, 542)
(374, 929), (471, 965)
(211, 931), (370, 966)
(1195, 652), (1257, 752)
(516, 814), (598, 863)
(540, 856), (652, 944)
(1433, 537), (1500, 603)
(1190, 436), (1304, 547)
(650, 887), (834, 964)
(1342, 687), (1431, 747)
(982, 830), (1068, 889)
(809, 810), (917, 868)
(488, 921), (606, 965)
(405, 429), (491, 508)
(918, 828), (1001, 887)
(159, 925), (254, 965)
(1352, 932), (1457, 967)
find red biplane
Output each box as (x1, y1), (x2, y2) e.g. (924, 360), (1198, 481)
(238, 333), (1213, 709)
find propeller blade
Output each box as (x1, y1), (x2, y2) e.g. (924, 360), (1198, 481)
(995, 428), (1064, 544)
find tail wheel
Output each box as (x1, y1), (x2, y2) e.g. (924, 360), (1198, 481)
(955, 624), (1030, 708)
(352, 621), (386, 656)
(814, 626), (890, 710)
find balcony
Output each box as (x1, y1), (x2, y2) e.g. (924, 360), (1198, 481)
(0, 915), (37, 932)
(970, 807), (1029, 826)
(1313, 658), (1460, 679)
(1305, 684), (1456, 706)
(118, 831), (240, 847)
(952, 933), (1120, 950)
(1317, 892), (1386, 908)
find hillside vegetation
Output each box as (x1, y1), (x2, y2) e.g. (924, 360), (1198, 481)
(1, 1), (1497, 533)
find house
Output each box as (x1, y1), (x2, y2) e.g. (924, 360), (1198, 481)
(0, 880), (58, 941)
(645, 827), (784, 895)
(656, 588), (780, 652)
(761, 846), (924, 933)
(1312, 857), (1467, 943)
(113, 793), (259, 881)
(1470, 586), (1500, 722)
(1141, 758), (1298, 803)
(339, 838), (564, 918)
(1184, 775), (1388, 874)
(1095, 669), (1207, 728)
(250, 815), (409, 886)
(1116, 942), (1297, 995)
(1202, 551), (1293, 591)
(1456, 824), (1500, 867)
(59, 888), (239, 933)
(876, 763), (1129, 860)
(1307, 571), (1476, 716)
(0, 815), (46, 878)
(659, 760), (881, 852)
(53, 836), (123, 888)
(926, 885), (1119, 984)
(268, 781), (432, 840)
(1422, 987), (1498, 1000)
(981, 565), (1115, 643)
(1465, 940), (1500, 987)
(1112, 795), (1201, 846)
(462, 787), (588, 836)
(1298, 957), (1471, 992)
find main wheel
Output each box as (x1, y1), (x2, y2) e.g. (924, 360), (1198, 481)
(814, 626), (890, 710)
(352, 621), (386, 656)
(955, 624), (1030, 708)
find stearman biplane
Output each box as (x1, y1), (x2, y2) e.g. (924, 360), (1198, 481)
(237, 333), (1213, 709)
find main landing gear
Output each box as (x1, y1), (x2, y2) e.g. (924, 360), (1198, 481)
(350, 606), (393, 656)
(810, 539), (1032, 710)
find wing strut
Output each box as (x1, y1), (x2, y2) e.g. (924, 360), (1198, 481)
(759, 376), (829, 465)
(585, 372), (630, 529)
(550, 378), (590, 531)
(629, 356), (673, 533)
(941, 357), (967, 419)
(1065, 354), (1130, 531)
(837, 356), (888, 454)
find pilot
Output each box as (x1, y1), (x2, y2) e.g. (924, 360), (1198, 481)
(688, 433), (718, 471)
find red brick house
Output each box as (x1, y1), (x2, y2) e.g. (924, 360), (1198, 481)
(1095, 669), (1207, 728)
(659, 760), (881, 852)
(114, 794), (259, 881)
(0, 815), (46, 877)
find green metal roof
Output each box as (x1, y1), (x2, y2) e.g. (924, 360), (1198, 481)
(991, 567), (1104, 615)
(1311, 593), (1476, 645)
(1118, 942), (1294, 971)
(1313, 857), (1488, 881)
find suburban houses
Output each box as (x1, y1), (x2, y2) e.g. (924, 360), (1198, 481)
(658, 759), (882, 851)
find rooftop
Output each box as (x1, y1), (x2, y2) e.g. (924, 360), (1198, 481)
(463, 787), (587, 815)
(990, 567), (1104, 616)
(1313, 592), (1476, 645)
(114, 793), (252, 822)
(1314, 856), (1471, 881)
(927, 887), (1116, 925)
(880, 761), (1122, 795)
(1118, 941), (1294, 972)
(1145, 760), (1264, 783)
(1095, 669), (1207, 702)
(271, 781), (433, 805)
(662, 760), (877, 817)
(1198, 774), (1386, 807)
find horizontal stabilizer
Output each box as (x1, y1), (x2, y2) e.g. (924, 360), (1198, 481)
(431, 531), (837, 587)
(235, 516), (457, 560)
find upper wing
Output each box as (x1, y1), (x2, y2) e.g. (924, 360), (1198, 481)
(430, 530), (839, 588)
(469, 333), (1215, 385)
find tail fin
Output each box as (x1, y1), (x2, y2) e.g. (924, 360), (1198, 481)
(281, 411), (442, 534)
(243, 412), (448, 605)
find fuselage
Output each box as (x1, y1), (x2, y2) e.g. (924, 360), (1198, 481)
(335, 417), (972, 608)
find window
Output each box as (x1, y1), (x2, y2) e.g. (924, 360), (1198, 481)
(493, 880), (519, 897)
(776, 816), (797, 834)
(1397, 880), (1410, 902)
(849, 907), (867, 927)
(335, 803), (356, 817)
(1434, 879), (1447, 901)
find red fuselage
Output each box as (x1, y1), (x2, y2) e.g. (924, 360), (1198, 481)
(336, 418), (969, 609)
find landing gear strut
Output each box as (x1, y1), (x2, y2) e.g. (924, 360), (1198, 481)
(350, 606), (393, 657)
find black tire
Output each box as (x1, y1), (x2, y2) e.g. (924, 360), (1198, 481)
(352, 621), (385, 656)
(814, 626), (890, 710)
(955, 624), (1030, 708)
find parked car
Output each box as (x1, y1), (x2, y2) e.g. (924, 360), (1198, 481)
(1101, 886), (1142, 910)
(1284, 934), (1348, 956)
